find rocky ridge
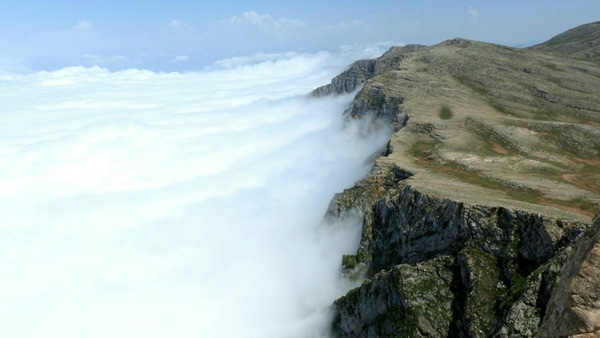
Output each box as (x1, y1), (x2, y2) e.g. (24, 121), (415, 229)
(318, 22), (600, 337)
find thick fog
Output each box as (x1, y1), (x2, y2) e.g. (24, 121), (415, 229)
(0, 49), (391, 338)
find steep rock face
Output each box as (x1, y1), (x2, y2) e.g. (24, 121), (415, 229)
(538, 214), (600, 337)
(332, 185), (588, 337)
(312, 59), (378, 96)
(366, 186), (582, 274)
(334, 256), (455, 338)
(312, 44), (427, 97)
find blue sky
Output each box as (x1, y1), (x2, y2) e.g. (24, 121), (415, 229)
(1, 0), (598, 72)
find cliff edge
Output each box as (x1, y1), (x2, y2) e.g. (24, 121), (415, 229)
(318, 22), (600, 337)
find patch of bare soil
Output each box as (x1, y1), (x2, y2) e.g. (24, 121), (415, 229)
(588, 120), (600, 127)
(562, 173), (600, 193)
(540, 198), (597, 218)
(575, 158), (600, 168)
(491, 142), (509, 155)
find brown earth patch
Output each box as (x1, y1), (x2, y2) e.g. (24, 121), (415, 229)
(491, 142), (509, 155)
(562, 174), (580, 185)
(575, 158), (600, 168)
(588, 120), (600, 127)
(562, 173), (600, 193)
(539, 198), (597, 218)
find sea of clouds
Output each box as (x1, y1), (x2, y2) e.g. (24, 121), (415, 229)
(0, 46), (392, 338)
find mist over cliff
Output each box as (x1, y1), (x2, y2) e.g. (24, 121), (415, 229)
(0, 48), (391, 338)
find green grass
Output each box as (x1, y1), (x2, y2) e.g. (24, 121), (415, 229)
(523, 165), (562, 177)
(408, 130), (598, 216)
(506, 189), (542, 205)
(439, 106), (454, 120)
(570, 198), (599, 214)
(542, 63), (561, 71)
(544, 29), (597, 46)
(535, 124), (600, 156)
(413, 150), (553, 206)
(409, 139), (440, 158)
(440, 161), (507, 191)
(342, 255), (358, 269)
(489, 102), (514, 115)
(465, 119), (518, 156)
(463, 247), (502, 332)
(453, 75), (490, 96)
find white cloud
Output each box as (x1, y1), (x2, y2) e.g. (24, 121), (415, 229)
(169, 19), (192, 30)
(223, 11), (305, 28)
(208, 43), (397, 71)
(82, 54), (128, 65)
(468, 6), (480, 20)
(0, 49), (391, 338)
(326, 20), (369, 31)
(210, 51), (298, 68)
(72, 20), (93, 31)
(171, 55), (189, 63)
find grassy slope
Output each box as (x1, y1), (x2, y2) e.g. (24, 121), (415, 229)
(360, 38), (600, 221)
(528, 21), (600, 60)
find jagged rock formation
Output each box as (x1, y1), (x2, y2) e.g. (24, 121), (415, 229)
(333, 184), (587, 337)
(313, 45), (427, 97)
(318, 22), (600, 337)
(334, 255), (455, 337)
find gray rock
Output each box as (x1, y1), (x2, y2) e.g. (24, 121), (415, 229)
(332, 184), (588, 337)
(333, 256), (455, 338)
(538, 214), (600, 337)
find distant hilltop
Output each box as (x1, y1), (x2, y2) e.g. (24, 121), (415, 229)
(318, 20), (600, 337)
(529, 20), (600, 59)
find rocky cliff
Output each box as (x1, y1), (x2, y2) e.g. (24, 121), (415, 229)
(319, 22), (600, 337)
(332, 184), (588, 337)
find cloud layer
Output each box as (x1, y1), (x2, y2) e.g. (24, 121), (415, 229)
(0, 50), (390, 337)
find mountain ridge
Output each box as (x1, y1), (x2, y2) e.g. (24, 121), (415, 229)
(318, 21), (600, 337)
(528, 20), (600, 60)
